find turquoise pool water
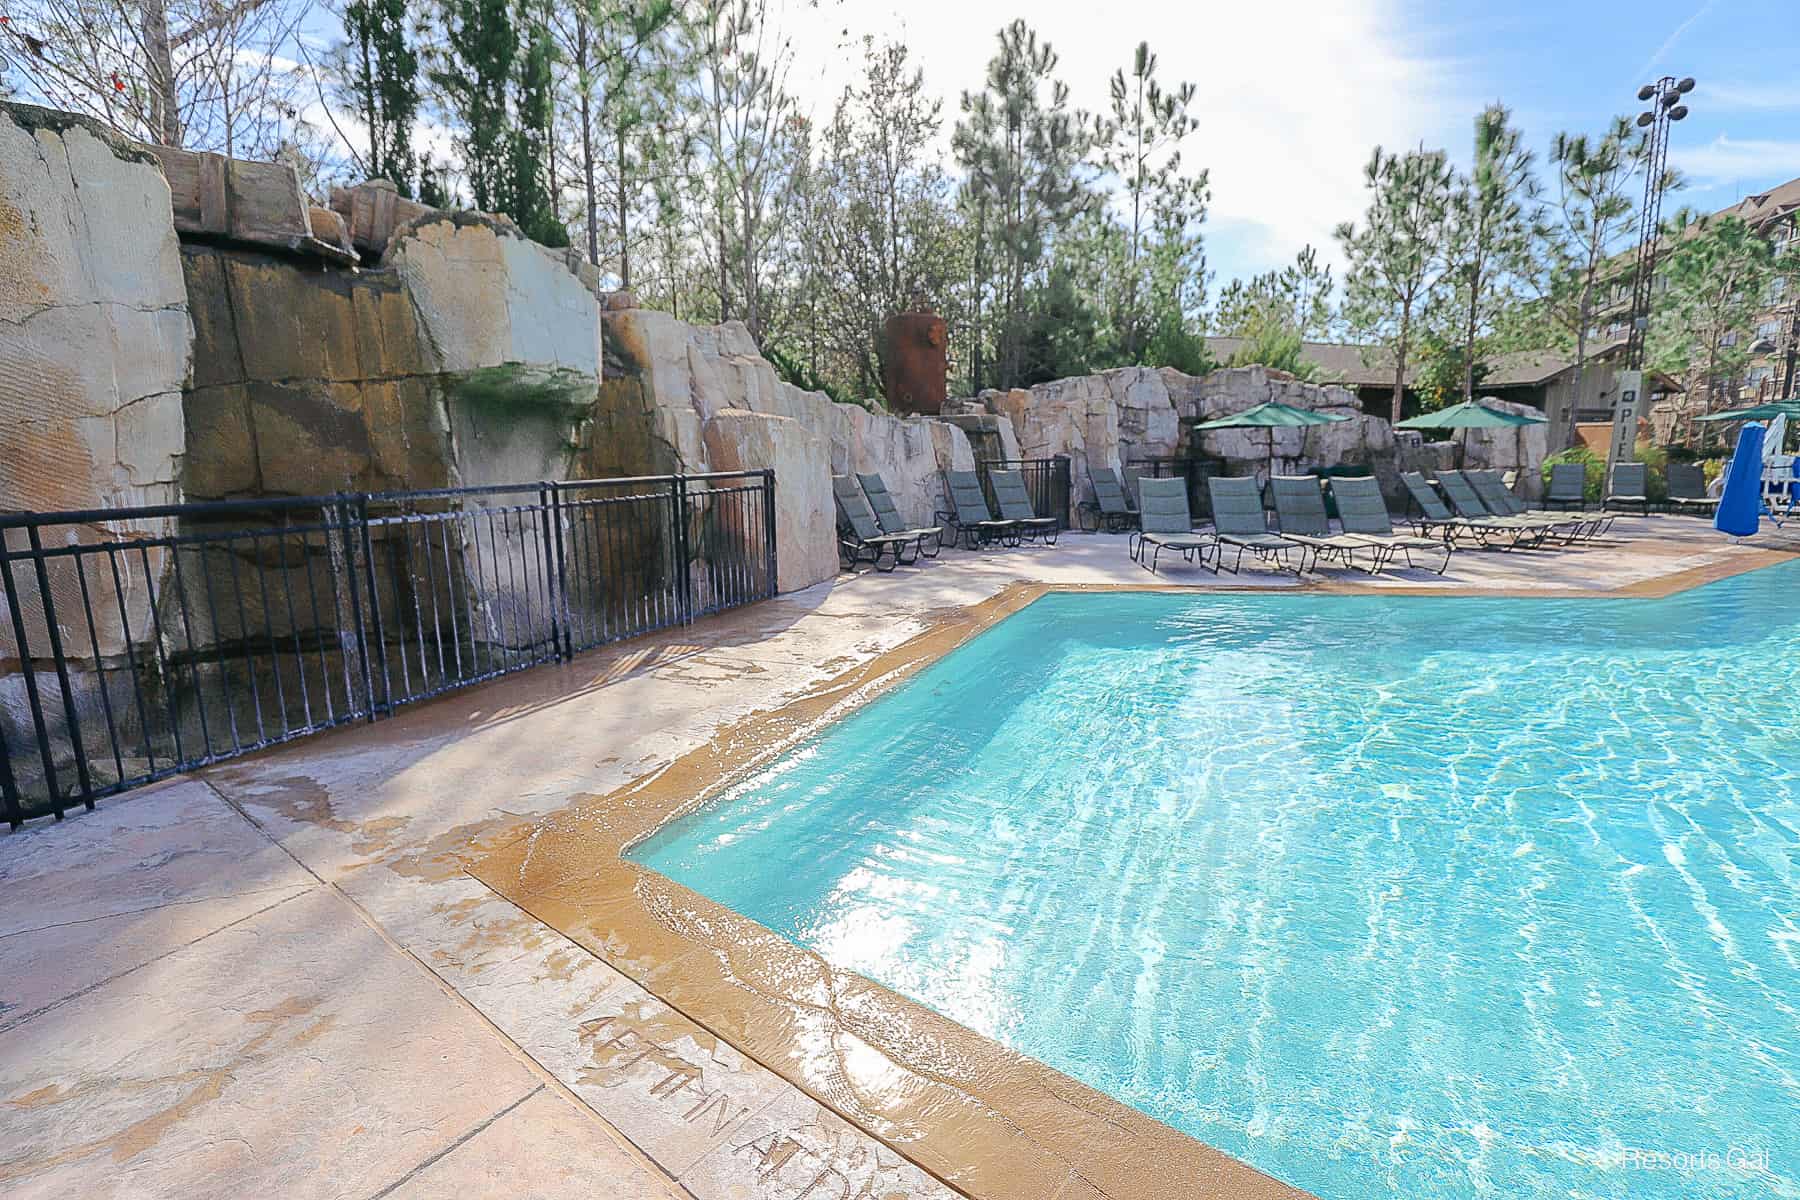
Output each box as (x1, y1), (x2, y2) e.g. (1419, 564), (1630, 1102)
(631, 565), (1800, 1199)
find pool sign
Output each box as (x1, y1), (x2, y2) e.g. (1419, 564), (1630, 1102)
(1607, 370), (1643, 471)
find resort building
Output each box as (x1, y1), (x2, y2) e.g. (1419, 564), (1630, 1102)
(1203, 335), (1683, 446)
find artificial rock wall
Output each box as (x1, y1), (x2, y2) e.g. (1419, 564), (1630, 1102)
(1, 107), (192, 517)
(594, 308), (974, 593)
(951, 365), (1550, 516)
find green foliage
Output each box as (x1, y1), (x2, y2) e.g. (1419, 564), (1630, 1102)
(1214, 244), (1334, 341)
(434, 0), (514, 211)
(1650, 211), (1800, 419)
(1542, 446), (1603, 503)
(502, 12), (567, 246)
(340, 0), (422, 195)
(1014, 265), (1104, 386)
(1224, 324), (1316, 380)
(555, 0), (679, 277)
(1141, 310), (1215, 375)
(1544, 444), (1675, 503)
(1095, 41), (1202, 363)
(792, 37), (961, 398)
(954, 20), (1096, 389)
(1336, 146), (1457, 422)
(1442, 104), (1538, 404)
(764, 344), (864, 408)
(1528, 117), (1652, 360)
(1408, 329), (1487, 411)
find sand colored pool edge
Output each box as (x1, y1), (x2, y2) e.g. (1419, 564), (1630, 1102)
(467, 550), (1796, 1200)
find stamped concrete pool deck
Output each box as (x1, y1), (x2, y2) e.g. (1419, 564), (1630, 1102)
(3, 519), (1794, 1199)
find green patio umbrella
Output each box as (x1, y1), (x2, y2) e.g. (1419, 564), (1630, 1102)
(1395, 399), (1547, 467)
(1693, 398), (1800, 422)
(1192, 401), (1350, 481)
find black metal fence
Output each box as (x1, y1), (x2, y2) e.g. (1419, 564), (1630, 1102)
(1125, 456), (1226, 518)
(0, 471), (776, 827)
(975, 457), (1073, 530)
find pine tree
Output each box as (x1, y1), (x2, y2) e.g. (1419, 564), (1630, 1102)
(1098, 42), (1200, 362)
(685, 0), (804, 344)
(1336, 146), (1457, 423)
(1444, 105), (1539, 402)
(341, 0), (422, 194)
(1525, 117), (1664, 443)
(504, 8), (567, 246)
(1651, 212), (1800, 439)
(434, 0), (514, 212)
(953, 20), (1094, 389)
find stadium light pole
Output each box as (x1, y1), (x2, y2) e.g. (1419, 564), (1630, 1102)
(1609, 75), (1694, 474)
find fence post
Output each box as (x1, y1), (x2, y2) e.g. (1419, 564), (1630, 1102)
(1053, 455), (1072, 531)
(354, 494), (393, 715)
(26, 522), (93, 814)
(0, 529), (53, 825)
(544, 482), (572, 661)
(0, 721), (21, 830)
(670, 474), (692, 624)
(761, 469), (777, 598)
(332, 495), (376, 722)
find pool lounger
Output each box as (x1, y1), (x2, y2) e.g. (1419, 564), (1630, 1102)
(1665, 463), (1719, 519)
(1079, 465), (1140, 532)
(1401, 472), (1534, 550)
(1328, 475), (1453, 575)
(833, 475), (924, 571)
(1267, 475), (1385, 573)
(939, 470), (1021, 549)
(1206, 476), (1308, 574)
(1435, 471), (1563, 548)
(989, 468), (1061, 546)
(857, 471), (945, 557)
(1544, 462), (1589, 512)
(1464, 469), (1597, 543)
(1128, 476), (1219, 573)
(1604, 462), (1651, 517)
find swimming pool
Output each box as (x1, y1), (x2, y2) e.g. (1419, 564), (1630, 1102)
(630, 565), (1800, 1199)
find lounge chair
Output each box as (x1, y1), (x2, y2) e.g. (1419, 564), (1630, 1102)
(1329, 476), (1453, 574)
(1666, 463), (1717, 517)
(1605, 462), (1650, 516)
(1435, 471), (1557, 548)
(1205, 476), (1307, 574)
(1544, 462), (1589, 511)
(989, 468), (1061, 545)
(1465, 469), (1595, 544)
(1399, 472), (1527, 549)
(856, 472), (945, 556)
(1078, 466), (1139, 532)
(833, 476), (922, 571)
(1267, 475), (1382, 573)
(937, 470), (1019, 549)
(1129, 477), (1218, 573)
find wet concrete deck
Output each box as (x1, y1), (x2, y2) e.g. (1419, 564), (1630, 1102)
(2, 518), (1793, 1199)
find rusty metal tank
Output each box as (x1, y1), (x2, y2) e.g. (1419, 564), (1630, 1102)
(883, 304), (947, 415)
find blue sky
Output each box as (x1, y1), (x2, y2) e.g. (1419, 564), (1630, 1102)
(765, 0), (1800, 288)
(287, 0), (1799, 291)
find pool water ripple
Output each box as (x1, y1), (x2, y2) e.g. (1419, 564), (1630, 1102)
(633, 566), (1800, 1199)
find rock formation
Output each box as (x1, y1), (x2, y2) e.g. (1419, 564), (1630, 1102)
(1, 106), (192, 517)
(593, 307), (975, 592)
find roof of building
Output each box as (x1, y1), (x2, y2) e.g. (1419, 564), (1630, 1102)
(1205, 335), (1684, 394)
(1714, 176), (1800, 232)
(1204, 337), (1394, 386)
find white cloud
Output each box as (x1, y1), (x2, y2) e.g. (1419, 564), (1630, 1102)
(1633, 0), (1718, 83)
(779, 0), (1463, 278)
(1671, 135), (1800, 189)
(1705, 82), (1800, 112)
